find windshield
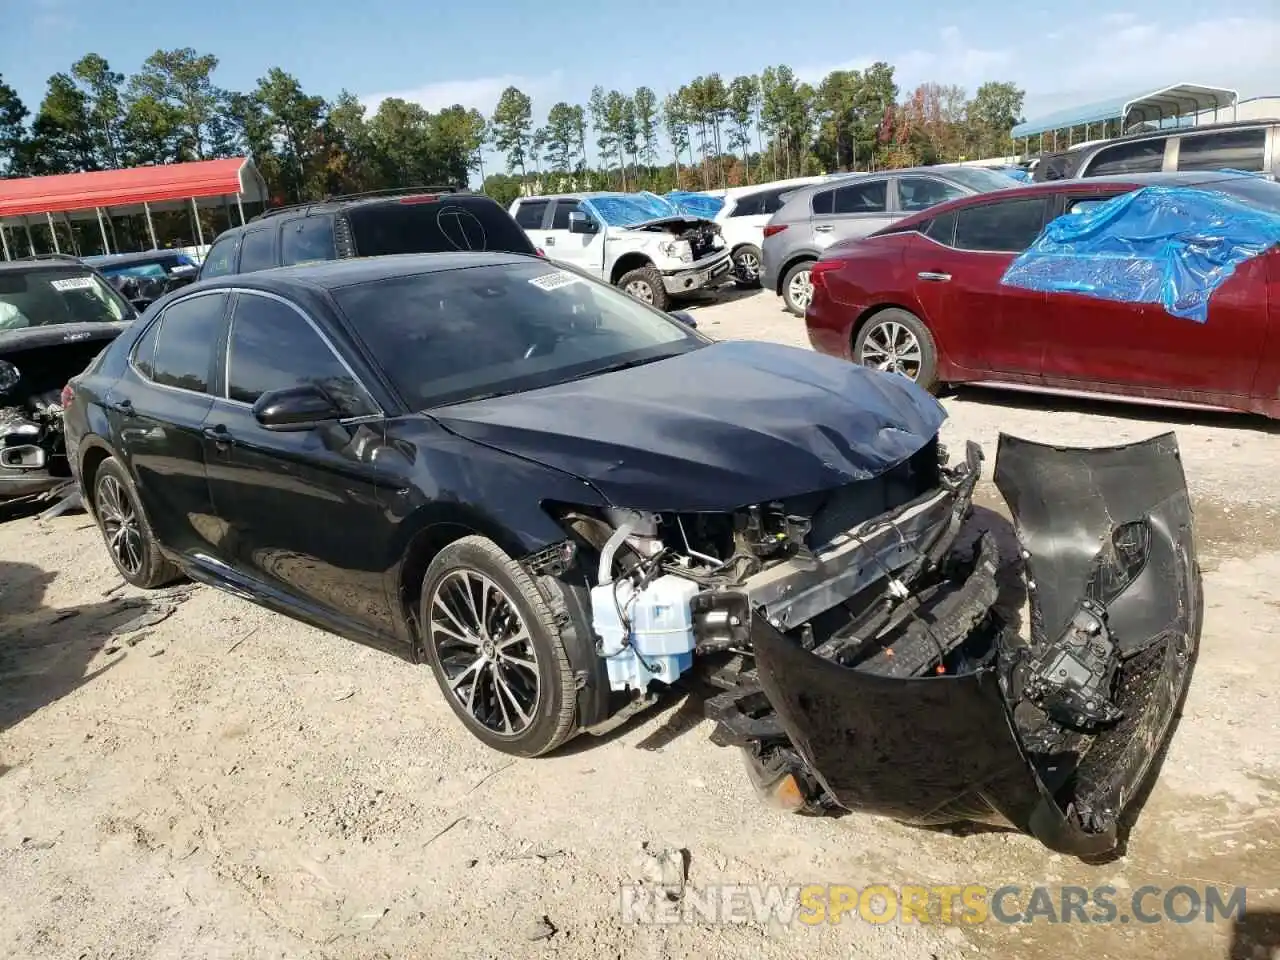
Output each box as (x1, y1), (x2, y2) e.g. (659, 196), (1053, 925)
(0, 268), (132, 330)
(1212, 176), (1280, 213)
(583, 193), (681, 227)
(940, 166), (1022, 193)
(332, 260), (702, 409)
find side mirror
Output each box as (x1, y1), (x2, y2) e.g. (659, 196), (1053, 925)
(252, 383), (341, 431)
(568, 211), (597, 235)
(129, 298), (155, 311)
(668, 310), (698, 329)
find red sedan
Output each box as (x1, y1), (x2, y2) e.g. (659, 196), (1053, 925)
(805, 171), (1280, 418)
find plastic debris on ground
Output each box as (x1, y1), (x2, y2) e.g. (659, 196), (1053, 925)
(583, 192), (681, 227)
(665, 190), (726, 218)
(1000, 185), (1280, 322)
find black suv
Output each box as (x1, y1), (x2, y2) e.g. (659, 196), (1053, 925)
(198, 186), (540, 279)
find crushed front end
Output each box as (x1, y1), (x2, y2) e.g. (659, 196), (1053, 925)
(704, 432), (1200, 859)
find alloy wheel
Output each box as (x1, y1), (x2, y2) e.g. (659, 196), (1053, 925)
(428, 569), (540, 737)
(624, 279), (655, 304)
(860, 319), (923, 380)
(97, 474), (144, 577)
(788, 269), (812, 310)
(736, 251), (760, 281)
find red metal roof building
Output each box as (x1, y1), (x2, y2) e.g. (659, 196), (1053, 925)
(0, 157), (269, 259)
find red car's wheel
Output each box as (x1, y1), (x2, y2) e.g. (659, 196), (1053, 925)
(853, 308), (939, 392)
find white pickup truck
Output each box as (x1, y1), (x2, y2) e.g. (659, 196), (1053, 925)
(509, 192), (733, 310)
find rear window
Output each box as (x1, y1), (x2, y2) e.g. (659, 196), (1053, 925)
(349, 198), (537, 257)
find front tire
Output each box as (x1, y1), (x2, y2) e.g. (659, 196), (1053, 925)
(91, 456), (182, 589)
(618, 265), (670, 312)
(420, 536), (578, 757)
(781, 260), (814, 316)
(852, 307), (939, 392)
(732, 244), (762, 288)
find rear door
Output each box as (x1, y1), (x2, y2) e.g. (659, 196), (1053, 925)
(904, 195), (1053, 376)
(539, 198), (606, 277)
(811, 178), (895, 250)
(108, 291), (229, 558)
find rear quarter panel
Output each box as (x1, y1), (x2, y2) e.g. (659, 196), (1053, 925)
(805, 236), (915, 357)
(1250, 250), (1280, 415)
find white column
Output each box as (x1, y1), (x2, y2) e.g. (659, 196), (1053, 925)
(0, 225), (10, 261)
(143, 201), (158, 249)
(96, 207), (111, 254)
(190, 197), (205, 246)
(45, 212), (60, 253)
(236, 193), (246, 225)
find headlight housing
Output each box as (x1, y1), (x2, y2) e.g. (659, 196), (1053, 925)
(658, 240), (693, 263)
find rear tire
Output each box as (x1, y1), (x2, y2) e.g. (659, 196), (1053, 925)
(852, 307), (940, 392)
(781, 260), (814, 316)
(420, 536), (578, 757)
(618, 265), (670, 312)
(91, 456), (182, 589)
(732, 244), (763, 288)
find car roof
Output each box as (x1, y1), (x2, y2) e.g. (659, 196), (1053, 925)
(217, 188), (485, 235)
(83, 250), (185, 265)
(185, 251), (539, 294)
(0, 256), (94, 273)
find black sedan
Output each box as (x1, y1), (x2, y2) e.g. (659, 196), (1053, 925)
(63, 252), (1201, 859)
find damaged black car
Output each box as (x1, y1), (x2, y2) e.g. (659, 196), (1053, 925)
(62, 252), (1200, 859)
(0, 257), (136, 505)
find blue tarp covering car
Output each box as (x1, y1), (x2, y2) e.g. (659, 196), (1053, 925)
(666, 190), (727, 218)
(583, 192), (681, 227)
(1000, 185), (1280, 323)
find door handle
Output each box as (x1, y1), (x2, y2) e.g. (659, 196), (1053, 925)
(202, 424), (232, 447)
(545, 236), (556, 246)
(917, 271), (952, 282)
(814, 224), (834, 233)
(105, 396), (133, 414)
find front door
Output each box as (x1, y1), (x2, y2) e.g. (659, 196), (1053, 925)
(540, 199), (606, 278)
(201, 290), (395, 635)
(906, 196), (1054, 377)
(1038, 193), (1270, 397)
(109, 291), (229, 557)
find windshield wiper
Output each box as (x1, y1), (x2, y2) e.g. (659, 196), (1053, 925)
(563, 354), (674, 383)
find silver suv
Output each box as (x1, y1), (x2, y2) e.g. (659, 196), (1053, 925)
(760, 166), (1019, 315)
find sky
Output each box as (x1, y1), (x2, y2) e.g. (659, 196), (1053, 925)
(2, 0), (1277, 164)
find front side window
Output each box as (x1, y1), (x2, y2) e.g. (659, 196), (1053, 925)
(1086, 139), (1166, 176)
(151, 293), (228, 393)
(225, 293), (375, 416)
(550, 200), (581, 230)
(201, 235), (241, 278)
(514, 200), (549, 228)
(953, 198), (1050, 252)
(332, 261), (702, 409)
(0, 268), (131, 330)
(831, 180), (888, 214)
(237, 228), (277, 273)
(281, 216), (337, 266)
(897, 177), (967, 212)
(1176, 129), (1267, 173)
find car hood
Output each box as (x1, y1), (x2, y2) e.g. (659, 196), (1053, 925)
(430, 340), (946, 512)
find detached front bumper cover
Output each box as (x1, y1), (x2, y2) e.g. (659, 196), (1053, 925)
(733, 432), (1201, 859)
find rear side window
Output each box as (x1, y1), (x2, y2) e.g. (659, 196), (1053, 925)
(1085, 139), (1166, 176)
(281, 216), (337, 266)
(811, 189), (834, 215)
(200, 236), (240, 278)
(514, 200), (549, 229)
(832, 180), (888, 214)
(730, 190), (775, 217)
(131, 319), (160, 378)
(925, 210), (957, 244)
(953, 198), (1049, 252)
(349, 199), (537, 256)
(237, 229), (277, 273)
(1176, 129), (1267, 172)
(151, 293), (228, 393)
(226, 293), (375, 416)
(897, 177), (967, 212)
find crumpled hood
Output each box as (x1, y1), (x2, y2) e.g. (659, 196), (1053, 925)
(430, 340), (946, 512)
(622, 214), (713, 231)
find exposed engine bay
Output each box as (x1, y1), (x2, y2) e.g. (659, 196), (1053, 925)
(629, 216), (725, 262)
(547, 432), (1200, 859)
(0, 336), (117, 502)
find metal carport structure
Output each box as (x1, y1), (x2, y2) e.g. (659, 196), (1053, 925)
(1011, 83), (1239, 155)
(0, 156), (270, 260)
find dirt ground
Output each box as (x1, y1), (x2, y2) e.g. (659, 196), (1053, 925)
(1, 288), (1278, 960)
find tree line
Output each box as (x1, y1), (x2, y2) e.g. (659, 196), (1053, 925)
(0, 48), (1027, 216)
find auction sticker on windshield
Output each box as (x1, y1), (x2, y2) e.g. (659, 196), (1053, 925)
(529, 270), (581, 291)
(51, 276), (96, 291)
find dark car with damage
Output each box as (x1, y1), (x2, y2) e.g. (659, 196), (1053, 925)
(61, 252), (1201, 859)
(0, 256), (137, 504)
